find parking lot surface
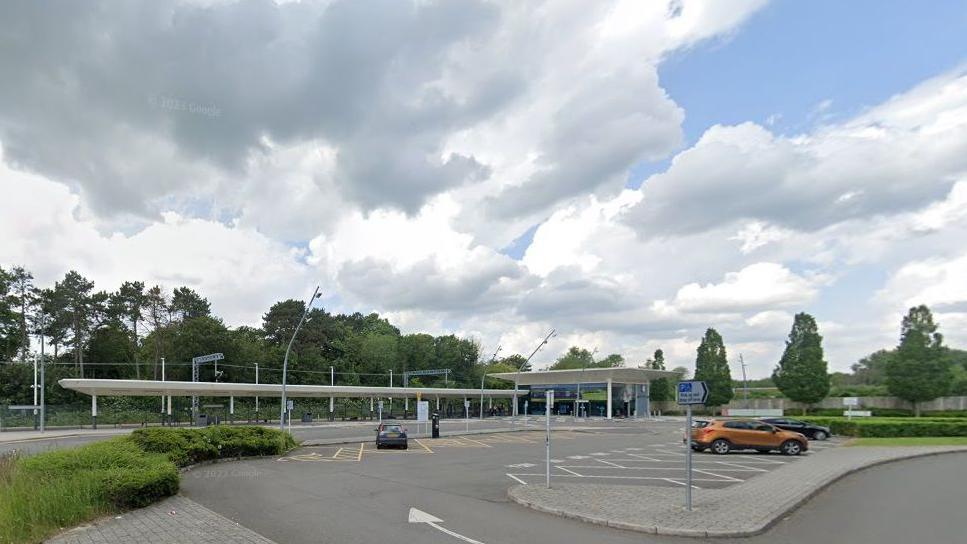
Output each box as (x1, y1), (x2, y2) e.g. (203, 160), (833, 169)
(180, 418), (840, 544)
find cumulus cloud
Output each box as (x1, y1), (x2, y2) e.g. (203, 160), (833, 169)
(0, 151), (310, 326)
(623, 70), (967, 236)
(667, 263), (824, 313)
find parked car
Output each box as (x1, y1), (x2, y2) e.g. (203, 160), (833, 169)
(689, 419), (808, 455)
(759, 417), (832, 441)
(375, 423), (408, 449)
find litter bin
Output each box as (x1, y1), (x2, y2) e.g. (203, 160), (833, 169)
(431, 412), (440, 438)
(195, 414), (208, 427)
(302, 412), (313, 423)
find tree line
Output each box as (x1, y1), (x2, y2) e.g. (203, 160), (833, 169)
(647, 306), (966, 416)
(0, 266), (536, 407)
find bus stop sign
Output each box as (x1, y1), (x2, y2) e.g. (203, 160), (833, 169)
(677, 381), (709, 405)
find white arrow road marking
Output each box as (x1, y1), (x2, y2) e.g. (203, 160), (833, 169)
(506, 463), (535, 468)
(408, 508), (486, 544)
(567, 455), (590, 459)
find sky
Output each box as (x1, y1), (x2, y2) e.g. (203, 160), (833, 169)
(1, 0), (966, 378)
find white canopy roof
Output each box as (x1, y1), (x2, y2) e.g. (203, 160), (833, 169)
(489, 367), (678, 386)
(58, 379), (518, 399)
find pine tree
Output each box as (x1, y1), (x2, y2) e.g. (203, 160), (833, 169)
(694, 328), (733, 412)
(886, 305), (951, 416)
(772, 313), (830, 414)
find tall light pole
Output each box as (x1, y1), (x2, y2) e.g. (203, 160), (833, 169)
(38, 312), (46, 433)
(280, 286), (321, 432)
(739, 354), (750, 408)
(576, 347), (596, 420)
(515, 330), (556, 417)
(481, 345), (501, 419)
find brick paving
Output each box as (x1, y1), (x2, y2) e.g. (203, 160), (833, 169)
(46, 495), (275, 544)
(509, 445), (967, 538)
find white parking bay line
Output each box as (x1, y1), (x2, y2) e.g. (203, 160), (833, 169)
(626, 453), (663, 462)
(506, 474), (527, 485)
(595, 458), (626, 469)
(557, 466), (583, 477)
(715, 460), (768, 472)
(692, 468), (744, 482)
(662, 478), (700, 489)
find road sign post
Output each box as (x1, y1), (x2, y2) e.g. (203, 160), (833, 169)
(843, 396), (859, 420)
(192, 353), (224, 423)
(545, 390), (554, 488)
(677, 380), (709, 511)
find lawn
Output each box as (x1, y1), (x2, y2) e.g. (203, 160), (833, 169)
(847, 436), (967, 447)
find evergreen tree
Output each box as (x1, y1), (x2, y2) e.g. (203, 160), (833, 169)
(649, 349), (672, 402)
(886, 305), (951, 416)
(693, 328), (733, 412)
(772, 313), (830, 414)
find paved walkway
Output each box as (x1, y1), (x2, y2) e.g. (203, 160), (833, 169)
(509, 445), (967, 538)
(47, 495), (275, 544)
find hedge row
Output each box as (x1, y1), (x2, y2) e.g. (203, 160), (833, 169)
(130, 425), (298, 467)
(801, 417), (967, 437)
(1, 426), (296, 544)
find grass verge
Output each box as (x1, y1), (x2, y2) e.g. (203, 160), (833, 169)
(847, 436), (967, 447)
(0, 426), (296, 544)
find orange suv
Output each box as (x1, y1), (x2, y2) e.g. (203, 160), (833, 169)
(689, 419), (808, 456)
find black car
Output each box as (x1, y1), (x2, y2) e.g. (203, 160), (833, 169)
(759, 418), (831, 440)
(375, 423), (408, 449)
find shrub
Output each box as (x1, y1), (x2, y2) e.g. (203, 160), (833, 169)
(1, 427), (295, 543)
(131, 425), (296, 467)
(800, 417), (967, 437)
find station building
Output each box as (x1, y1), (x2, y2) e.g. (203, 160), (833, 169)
(488, 367), (680, 419)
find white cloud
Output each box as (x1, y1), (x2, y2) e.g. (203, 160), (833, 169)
(668, 263), (823, 313)
(0, 151), (309, 327)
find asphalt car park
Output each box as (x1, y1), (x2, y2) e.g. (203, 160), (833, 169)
(181, 419), (844, 544)
(276, 420), (841, 491)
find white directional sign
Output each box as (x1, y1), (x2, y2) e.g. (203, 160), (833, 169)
(677, 380), (709, 405)
(192, 353), (224, 364)
(843, 397), (860, 407)
(416, 401), (429, 422)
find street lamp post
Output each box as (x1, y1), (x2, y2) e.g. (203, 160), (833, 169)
(576, 347), (596, 420)
(280, 286), (321, 432)
(481, 346), (501, 419)
(515, 330), (556, 418)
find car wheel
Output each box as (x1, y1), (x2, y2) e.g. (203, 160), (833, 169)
(402, 444), (409, 450)
(376, 443), (383, 450)
(691, 445), (705, 452)
(711, 439), (731, 455)
(781, 440), (803, 456)
(812, 430), (828, 441)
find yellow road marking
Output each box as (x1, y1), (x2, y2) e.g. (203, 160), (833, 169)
(357, 442), (365, 461)
(416, 438), (434, 453)
(459, 436), (492, 448)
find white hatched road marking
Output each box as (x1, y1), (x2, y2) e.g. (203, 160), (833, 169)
(626, 452), (663, 461)
(567, 455), (590, 460)
(506, 474), (527, 485)
(595, 458), (626, 469)
(715, 460), (768, 472)
(557, 466), (583, 477)
(692, 468), (744, 482)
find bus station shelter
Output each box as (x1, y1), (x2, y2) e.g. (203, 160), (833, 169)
(488, 367), (679, 419)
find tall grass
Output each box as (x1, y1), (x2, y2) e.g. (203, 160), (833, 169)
(0, 426), (295, 544)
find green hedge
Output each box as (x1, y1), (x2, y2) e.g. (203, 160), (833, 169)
(130, 426), (298, 467)
(801, 417), (967, 437)
(1, 426), (296, 543)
